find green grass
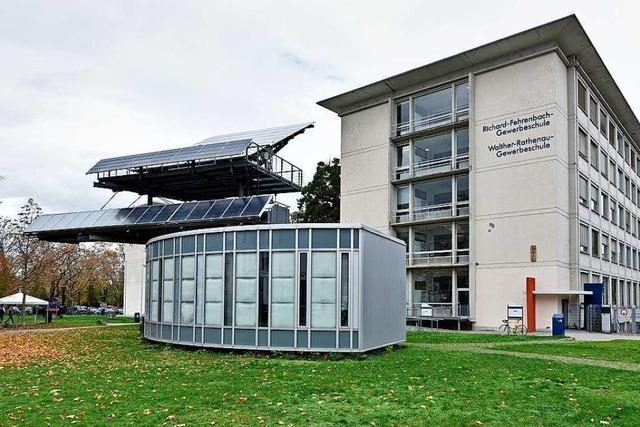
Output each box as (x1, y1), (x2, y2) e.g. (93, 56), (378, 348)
(406, 330), (560, 344)
(2, 314), (134, 329)
(500, 339), (640, 364)
(1, 327), (639, 426)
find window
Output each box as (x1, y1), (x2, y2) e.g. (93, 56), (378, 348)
(632, 151), (637, 174)
(578, 128), (588, 158)
(590, 184), (599, 212)
(578, 80), (587, 112)
(601, 234), (609, 260)
(455, 81), (469, 119)
(271, 252), (295, 327)
(298, 253), (307, 326)
(455, 128), (469, 168)
(413, 223), (453, 256)
(603, 277), (610, 304)
(579, 223), (589, 254)
(413, 132), (452, 175)
(612, 278), (618, 303)
(609, 159), (616, 184)
(601, 192), (609, 219)
(627, 246), (632, 268)
(609, 122), (616, 146)
(589, 96), (598, 125)
(610, 197), (617, 225)
(340, 253), (349, 327)
(223, 253), (233, 326)
(618, 204), (624, 229)
(396, 186), (410, 222)
(414, 85), (453, 131)
(234, 253), (256, 327)
(620, 242), (626, 266)
(395, 101), (410, 136)
(456, 175), (469, 215)
(578, 175), (588, 206)
(396, 145), (410, 179)
(624, 140), (631, 164)
(625, 175), (631, 198)
(617, 132), (624, 156)
(395, 227), (410, 253)
(626, 210), (632, 233)
(611, 238), (618, 263)
(456, 222), (469, 259)
(633, 183), (637, 205)
(413, 177), (452, 221)
(591, 229), (600, 257)
(205, 254), (224, 326)
(181, 256), (196, 324)
(311, 252), (337, 328)
(162, 258), (174, 322)
(600, 110), (608, 136)
(618, 169), (624, 192)
(150, 260), (160, 321)
(257, 253), (269, 326)
(413, 270), (452, 304)
(600, 150), (608, 178)
(590, 140), (599, 170)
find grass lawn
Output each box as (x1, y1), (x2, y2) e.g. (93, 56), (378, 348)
(500, 339), (640, 364)
(1, 328), (639, 426)
(406, 330), (561, 344)
(1, 315), (134, 330)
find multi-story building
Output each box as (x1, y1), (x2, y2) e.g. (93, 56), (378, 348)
(319, 15), (640, 330)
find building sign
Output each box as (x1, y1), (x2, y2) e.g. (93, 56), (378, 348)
(483, 111), (554, 159)
(617, 307), (631, 323)
(507, 304), (523, 319)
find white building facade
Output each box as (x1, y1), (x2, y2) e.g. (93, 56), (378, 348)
(319, 15), (640, 330)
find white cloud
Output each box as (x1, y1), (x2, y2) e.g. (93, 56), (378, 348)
(0, 0), (639, 217)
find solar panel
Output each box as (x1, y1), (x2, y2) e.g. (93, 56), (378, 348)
(92, 209), (119, 227)
(113, 208), (134, 225)
(169, 202), (198, 222)
(195, 122), (314, 150)
(204, 198), (232, 219)
(137, 205), (164, 223)
(242, 195), (272, 216)
(186, 201), (214, 220)
(65, 211), (93, 229)
(122, 206), (150, 225)
(222, 197), (251, 217)
(87, 138), (253, 174)
(78, 210), (107, 228)
(151, 204), (179, 223)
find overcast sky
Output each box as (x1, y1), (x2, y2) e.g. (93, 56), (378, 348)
(1, 0), (639, 217)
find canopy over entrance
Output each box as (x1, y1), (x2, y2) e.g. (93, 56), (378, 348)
(0, 292), (48, 306)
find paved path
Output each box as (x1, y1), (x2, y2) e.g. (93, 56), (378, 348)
(407, 339), (640, 372)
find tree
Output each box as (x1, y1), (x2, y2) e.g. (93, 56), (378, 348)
(295, 158), (340, 223)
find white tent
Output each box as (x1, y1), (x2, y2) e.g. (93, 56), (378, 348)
(0, 292), (48, 306)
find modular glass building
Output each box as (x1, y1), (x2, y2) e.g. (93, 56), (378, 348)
(319, 15), (640, 330)
(143, 224), (405, 352)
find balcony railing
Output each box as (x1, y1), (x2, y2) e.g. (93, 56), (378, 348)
(246, 143), (303, 188)
(406, 249), (470, 267)
(406, 303), (470, 319)
(393, 107), (469, 137)
(395, 201), (469, 223)
(394, 153), (470, 180)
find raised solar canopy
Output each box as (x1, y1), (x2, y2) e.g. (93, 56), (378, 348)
(87, 122), (313, 201)
(25, 195), (274, 244)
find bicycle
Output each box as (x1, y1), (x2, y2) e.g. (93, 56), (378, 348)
(498, 319), (528, 336)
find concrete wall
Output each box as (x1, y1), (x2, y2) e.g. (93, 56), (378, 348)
(472, 52), (570, 329)
(340, 103), (392, 234)
(123, 244), (146, 317)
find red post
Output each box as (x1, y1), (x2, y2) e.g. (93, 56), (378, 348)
(526, 277), (536, 332)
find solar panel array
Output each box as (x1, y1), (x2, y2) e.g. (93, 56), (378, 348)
(26, 195), (273, 234)
(194, 122), (314, 148)
(86, 138), (253, 174)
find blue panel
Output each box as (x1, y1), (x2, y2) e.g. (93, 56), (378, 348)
(311, 331), (336, 349)
(258, 330), (268, 347)
(271, 330), (294, 347)
(137, 205), (164, 223)
(222, 197), (251, 217)
(122, 206), (149, 225)
(204, 199), (232, 219)
(187, 201), (214, 220)
(352, 331), (358, 348)
(272, 230), (295, 249)
(162, 325), (172, 340)
(340, 229), (351, 249)
(205, 233), (223, 252)
(204, 327), (222, 344)
(298, 229), (309, 248)
(181, 236), (196, 254)
(152, 204), (179, 222)
(112, 208), (134, 225)
(195, 327), (202, 343)
(312, 229), (337, 248)
(163, 238), (174, 256)
(297, 330), (308, 348)
(77, 210), (105, 228)
(92, 209), (118, 227)
(223, 328), (233, 345)
(242, 195), (271, 216)
(234, 329), (256, 346)
(339, 331), (350, 348)
(170, 202), (198, 221)
(236, 231), (257, 250)
(179, 326), (193, 342)
(64, 211), (92, 229)
(259, 230), (269, 249)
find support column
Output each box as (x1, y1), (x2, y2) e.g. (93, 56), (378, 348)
(526, 277), (536, 332)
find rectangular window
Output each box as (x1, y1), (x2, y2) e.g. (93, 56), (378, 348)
(633, 183), (638, 205)
(455, 128), (469, 168)
(617, 132), (624, 156)
(625, 140), (631, 164)
(413, 176), (452, 221)
(578, 81), (587, 112)
(234, 253), (257, 327)
(618, 169), (624, 192)
(600, 110), (608, 136)
(311, 252), (337, 328)
(600, 150), (608, 178)
(223, 253), (233, 326)
(590, 184), (599, 212)
(150, 260), (160, 321)
(601, 192), (609, 219)
(162, 258), (174, 322)
(601, 235), (609, 260)
(456, 175), (469, 215)
(298, 253), (307, 326)
(619, 204), (624, 229)
(413, 131), (452, 176)
(589, 96), (598, 125)
(413, 85), (453, 131)
(395, 100), (410, 136)
(620, 242), (626, 266)
(591, 229), (599, 258)
(609, 122), (616, 146)
(579, 223), (589, 254)
(625, 175), (631, 197)
(396, 186), (410, 222)
(578, 128), (588, 159)
(590, 140), (599, 170)
(181, 256), (196, 324)
(626, 210), (632, 233)
(396, 145), (410, 179)
(609, 159), (616, 184)
(204, 254), (223, 325)
(340, 253), (349, 327)
(455, 81), (469, 119)
(578, 175), (588, 206)
(610, 198), (617, 225)
(611, 239), (618, 263)
(258, 252), (269, 327)
(612, 278), (618, 303)
(271, 252), (295, 327)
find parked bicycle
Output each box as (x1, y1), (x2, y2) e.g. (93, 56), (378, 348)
(498, 319), (528, 336)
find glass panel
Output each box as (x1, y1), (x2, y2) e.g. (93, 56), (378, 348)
(222, 197), (251, 217)
(414, 177), (452, 221)
(225, 232), (234, 251)
(235, 253), (257, 327)
(242, 195), (271, 216)
(455, 81), (469, 118)
(170, 202), (198, 221)
(339, 229), (351, 249)
(396, 101), (410, 136)
(413, 132), (452, 176)
(272, 230), (295, 249)
(204, 198), (232, 219)
(205, 254), (223, 326)
(271, 252), (295, 327)
(259, 230), (270, 249)
(163, 238), (174, 256)
(298, 229), (309, 248)
(180, 256), (195, 324)
(578, 81), (586, 112)
(152, 204), (179, 222)
(413, 86), (453, 131)
(340, 253), (349, 327)
(414, 270), (452, 305)
(414, 223), (452, 265)
(457, 223), (469, 250)
(205, 233), (223, 252)
(187, 201), (214, 220)
(396, 145), (410, 179)
(182, 236), (196, 254)
(456, 175), (469, 215)
(299, 253), (308, 327)
(223, 253), (233, 326)
(312, 229), (337, 249)
(455, 128), (469, 164)
(258, 252), (269, 327)
(236, 231), (257, 250)
(395, 227), (410, 253)
(150, 260), (160, 321)
(162, 258), (174, 323)
(311, 252), (337, 328)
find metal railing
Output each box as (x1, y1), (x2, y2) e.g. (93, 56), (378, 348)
(394, 201), (469, 223)
(246, 143), (303, 187)
(406, 249), (469, 267)
(395, 153), (470, 181)
(393, 107), (469, 137)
